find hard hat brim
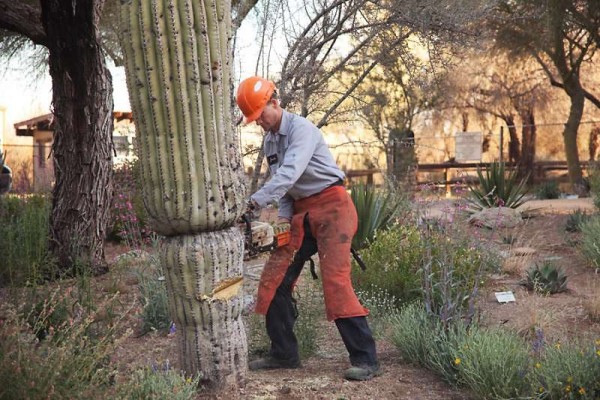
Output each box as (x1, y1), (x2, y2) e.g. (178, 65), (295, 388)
(242, 106), (265, 125)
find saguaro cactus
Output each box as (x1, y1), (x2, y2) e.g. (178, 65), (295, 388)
(119, 0), (247, 389)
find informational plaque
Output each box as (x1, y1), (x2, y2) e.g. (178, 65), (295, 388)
(455, 132), (482, 162)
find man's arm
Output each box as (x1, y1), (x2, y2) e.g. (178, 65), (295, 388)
(277, 194), (293, 221)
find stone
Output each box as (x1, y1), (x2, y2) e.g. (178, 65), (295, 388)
(469, 207), (522, 229)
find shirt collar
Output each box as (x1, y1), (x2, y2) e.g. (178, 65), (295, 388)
(265, 109), (290, 143)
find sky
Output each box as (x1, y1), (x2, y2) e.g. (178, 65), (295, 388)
(0, 11), (262, 147)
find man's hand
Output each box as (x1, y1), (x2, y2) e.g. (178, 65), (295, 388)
(277, 217), (291, 224)
(246, 199), (259, 213)
(273, 218), (291, 235)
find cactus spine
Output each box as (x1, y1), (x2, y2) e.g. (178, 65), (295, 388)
(119, 0), (247, 389)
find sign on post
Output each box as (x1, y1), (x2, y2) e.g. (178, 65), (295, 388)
(455, 132), (482, 162)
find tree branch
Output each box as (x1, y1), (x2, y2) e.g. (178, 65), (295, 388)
(0, 1), (47, 47)
(232, 0), (260, 32)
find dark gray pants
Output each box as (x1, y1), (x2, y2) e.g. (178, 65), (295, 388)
(265, 215), (378, 367)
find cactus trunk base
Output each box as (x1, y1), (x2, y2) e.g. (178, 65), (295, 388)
(162, 228), (248, 389)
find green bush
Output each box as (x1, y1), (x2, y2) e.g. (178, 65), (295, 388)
(587, 163), (600, 210)
(350, 184), (401, 249)
(137, 255), (171, 334)
(0, 290), (124, 399)
(353, 225), (422, 304)
(536, 181), (561, 200)
(531, 341), (600, 399)
(391, 302), (442, 368)
(117, 363), (201, 400)
(566, 209), (591, 233)
(391, 304), (600, 399)
(467, 162), (529, 211)
(579, 215), (600, 270)
(354, 222), (494, 322)
(0, 194), (55, 286)
(390, 302), (466, 384)
(455, 327), (531, 399)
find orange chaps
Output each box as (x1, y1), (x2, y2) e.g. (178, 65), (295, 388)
(254, 186), (369, 321)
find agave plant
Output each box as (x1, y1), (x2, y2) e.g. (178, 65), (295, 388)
(466, 162), (529, 211)
(524, 262), (568, 294)
(565, 209), (589, 233)
(350, 184), (400, 249)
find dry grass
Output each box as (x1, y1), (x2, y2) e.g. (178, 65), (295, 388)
(582, 281), (600, 322)
(510, 290), (570, 342)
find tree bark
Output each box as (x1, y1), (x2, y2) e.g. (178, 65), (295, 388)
(41, 0), (114, 274)
(503, 115), (521, 163)
(563, 82), (586, 192)
(519, 109), (536, 181)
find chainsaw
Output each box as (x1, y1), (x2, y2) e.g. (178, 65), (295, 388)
(240, 211), (291, 260)
(239, 211), (367, 273)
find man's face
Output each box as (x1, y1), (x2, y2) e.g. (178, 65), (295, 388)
(255, 100), (280, 133)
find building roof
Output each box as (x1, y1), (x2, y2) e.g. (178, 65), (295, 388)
(14, 111), (133, 137)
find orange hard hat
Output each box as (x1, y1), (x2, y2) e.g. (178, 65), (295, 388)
(236, 76), (276, 124)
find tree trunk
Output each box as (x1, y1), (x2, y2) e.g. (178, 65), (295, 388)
(504, 115), (521, 163)
(119, 0), (247, 390)
(519, 109), (536, 181)
(563, 82), (586, 193)
(41, 0), (113, 274)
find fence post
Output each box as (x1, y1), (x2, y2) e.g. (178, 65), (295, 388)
(499, 126), (504, 163)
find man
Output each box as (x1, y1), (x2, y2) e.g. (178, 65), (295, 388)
(237, 76), (381, 381)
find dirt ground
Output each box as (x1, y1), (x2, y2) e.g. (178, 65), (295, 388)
(100, 198), (600, 399)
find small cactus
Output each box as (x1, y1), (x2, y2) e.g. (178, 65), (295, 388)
(524, 262), (568, 294)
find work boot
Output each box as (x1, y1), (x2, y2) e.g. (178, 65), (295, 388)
(344, 364), (383, 381)
(249, 356), (301, 370)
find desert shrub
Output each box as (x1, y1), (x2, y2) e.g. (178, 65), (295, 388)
(0, 194), (55, 286)
(587, 162), (600, 210)
(356, 286), (400, 339)
(583, 294), (600, 322)
(579, 215), (600, 270)
(0, 290), (126, 399)
(566, 209), (591, 233)
(531, 340), (600, 399)
(391, 302), (442, 368)
(392, 303), (531, 398)
(536, 181), (561, 199)
(455, 327), (531, 399)
(350, 184), (401, 249)
(467, 162), (529, 211)
(420, 223), (496, 327)
(390, 302), (468, 384)
(524, 262), (568, 294)
(136, 254), (171, 334)
(354, 221), (494, 323)
(117, 362), (201, 400)
(353, 225), (422, 304)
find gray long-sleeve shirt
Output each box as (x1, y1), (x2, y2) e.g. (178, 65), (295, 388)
(250, 109), (345, 219)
